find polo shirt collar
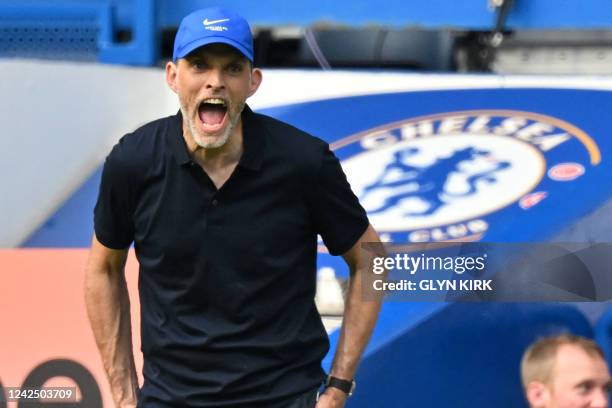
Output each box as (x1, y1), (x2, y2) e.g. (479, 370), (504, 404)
(239, 104), (265, 171)
(171, 104), (265, 171)
(171, 111), (191, 166)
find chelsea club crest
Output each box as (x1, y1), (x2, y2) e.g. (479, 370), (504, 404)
(334, 110), (601, 243)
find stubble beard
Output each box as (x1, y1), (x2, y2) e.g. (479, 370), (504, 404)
(180, 99), (245, 150)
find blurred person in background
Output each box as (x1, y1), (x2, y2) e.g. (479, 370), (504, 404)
(521, 334), (612, 408)
(84, 6), (382, 408)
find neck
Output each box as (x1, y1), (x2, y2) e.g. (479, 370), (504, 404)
(183, 118), (244, 170)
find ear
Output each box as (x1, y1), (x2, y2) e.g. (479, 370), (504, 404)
(526, 381), (550, 408)
(166, 61), (178, 94)
(247, 67), (263, 98)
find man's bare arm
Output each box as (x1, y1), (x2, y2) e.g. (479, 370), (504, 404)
(84, 235), (139, 408)
(317, 224), (384, 408)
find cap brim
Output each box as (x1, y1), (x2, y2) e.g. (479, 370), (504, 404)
(174, 36), (253, 62)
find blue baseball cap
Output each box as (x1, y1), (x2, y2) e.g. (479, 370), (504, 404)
(172, 7), (254, 63)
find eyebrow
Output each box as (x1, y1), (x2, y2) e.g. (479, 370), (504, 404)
(574, 379), (612, 390)
(575, 380), (595, 389)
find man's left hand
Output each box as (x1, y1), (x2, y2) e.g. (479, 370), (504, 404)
(315, 387), (347, 408)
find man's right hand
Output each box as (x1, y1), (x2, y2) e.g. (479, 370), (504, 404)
(115, 399), (138, 408)
(315, 387), (347, 408)
(116, 401), (137, 408)
(112, 386), (139, 408)
(85, 235), (140, 408)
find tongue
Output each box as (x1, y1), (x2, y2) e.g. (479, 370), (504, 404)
(199, 105), (226, 125)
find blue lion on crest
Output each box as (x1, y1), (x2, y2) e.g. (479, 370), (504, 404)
(360, 146), (511, 216)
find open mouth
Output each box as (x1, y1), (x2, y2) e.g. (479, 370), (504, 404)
(198, 98), (228, 132)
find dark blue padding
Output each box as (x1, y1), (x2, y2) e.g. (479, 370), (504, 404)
(22, 167), (102, 248)
(331, 303), (592, 408)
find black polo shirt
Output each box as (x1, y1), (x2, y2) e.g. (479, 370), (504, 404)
(94, 105), (369, 408)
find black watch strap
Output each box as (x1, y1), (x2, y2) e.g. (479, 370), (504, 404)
(325, 375), (356, 396)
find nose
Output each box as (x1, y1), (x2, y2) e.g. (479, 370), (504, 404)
(206, 68), (225, 90)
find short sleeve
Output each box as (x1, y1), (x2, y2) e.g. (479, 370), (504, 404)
(308, 145), (369, 256)
(93, 143), (135, 249)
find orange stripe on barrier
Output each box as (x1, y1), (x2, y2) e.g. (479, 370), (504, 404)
(0, 249), (142, 407)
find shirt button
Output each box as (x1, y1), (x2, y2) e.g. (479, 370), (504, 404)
(212, 199), (218, 206)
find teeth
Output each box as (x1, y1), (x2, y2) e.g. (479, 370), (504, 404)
(203, 98), (226, 106)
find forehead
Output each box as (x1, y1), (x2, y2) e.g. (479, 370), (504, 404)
(184, 43), (247, 62)
(552, 344), (611, 386)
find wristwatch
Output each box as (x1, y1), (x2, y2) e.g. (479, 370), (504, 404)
(325, 375), (356, 397)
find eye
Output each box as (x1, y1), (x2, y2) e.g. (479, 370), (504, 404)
(227, 63), (243, 74)
(577, 382), (593, 395)
(191, 60), (207, 70)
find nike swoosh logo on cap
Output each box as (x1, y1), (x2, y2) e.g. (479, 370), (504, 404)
(203, 18), (230, 26)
